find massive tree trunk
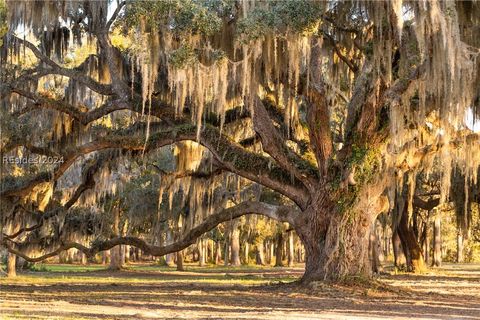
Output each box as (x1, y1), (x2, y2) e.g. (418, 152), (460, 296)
(295, 197), (373, 282)
(432, 215), (442, 267)
(7, 252), (17, 277)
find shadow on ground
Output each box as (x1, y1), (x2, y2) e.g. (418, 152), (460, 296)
(1, 263), (479, 319)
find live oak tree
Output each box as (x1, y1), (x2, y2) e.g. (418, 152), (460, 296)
(1, 0), (479, 282)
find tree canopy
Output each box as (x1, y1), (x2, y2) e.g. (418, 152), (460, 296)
(1, 0), (479, 282)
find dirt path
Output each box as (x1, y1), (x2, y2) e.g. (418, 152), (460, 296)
(1, 264), (479, 319)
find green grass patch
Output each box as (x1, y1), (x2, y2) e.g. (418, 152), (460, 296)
(29, 264), (108, 273)
(1, 263), (299, 286)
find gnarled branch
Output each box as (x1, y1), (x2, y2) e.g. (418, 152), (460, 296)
(4, 201), (299, 262)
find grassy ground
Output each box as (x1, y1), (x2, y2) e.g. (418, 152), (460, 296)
(1, 263), (480, 319)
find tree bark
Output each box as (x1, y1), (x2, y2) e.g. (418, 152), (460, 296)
(165, 253), (174, 266)
(432, 215), (442, 267)
(67, 248), (74, 263)
(268, 240), (274, 265)
(165, 230), (174, 266)
(275, 232), (284, 267)
(120, 244), (126, 265)
(208, 239), (214, 263)
(457, 232), (464, 263)
(423, 225), (429, 264)
(109, 204), (123, 270)
(244, 242), (249, 265)
(255, 241), (265, 265)
(397, 205), (425, 272)
(223, 237), (230, 266)
(214, 241), (222, 265)
(369, 223), (382, 273)
(382, 222), (390, 259)
(7, 252), (17, 277)
(109, 245), (123, 270)
(101, 251), (109, 265)
(198, 238), (206, 266)
(59, 251), (68, 263)
(176, 250), (184, 271)
(80, 252), (87, 265)
(287, 230), (295, 267)
(230, 227), (241, 266)
(264, 240), (270, 264)
(392, 229), (406, 267)
(192, 248), (197, 262)
(295, 198), (373, 282)
(124, 245), (130, 263)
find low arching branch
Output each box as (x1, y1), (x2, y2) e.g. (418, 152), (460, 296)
(4, 201), (299, 262)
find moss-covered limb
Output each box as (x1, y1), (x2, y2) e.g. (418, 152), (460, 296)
(6, 87), (312, 197)
(204, 106), (250, 127)
(250, 98), (319, 193)
(95, 30), (132, 99)
(10, 35), (114, 96)
(333, 61), (427, 211)
(2, 139), (61, 158)
(305, 81), (333, 178)
(8, 83), (178, 126)
(261, 97), (319, 169)
(346, 144), (382, 185)
(8, 87), (127, 125)
(326, 140), (384, 217)
(63, 153), (112, 210)
(4, 200), (300, 263)
(345, 58), (426, 145)
(2, 152), (119, 242)
(323, 32), (359, 73)
(0, 125), (148, 197)
(344, 62), (374, 142)
(148, 123), (310, 209)
(0, 131), (144, 198)
(2, 120), (309, 208)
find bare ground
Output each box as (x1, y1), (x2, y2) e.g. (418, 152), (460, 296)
(1, 263), (479, 320)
